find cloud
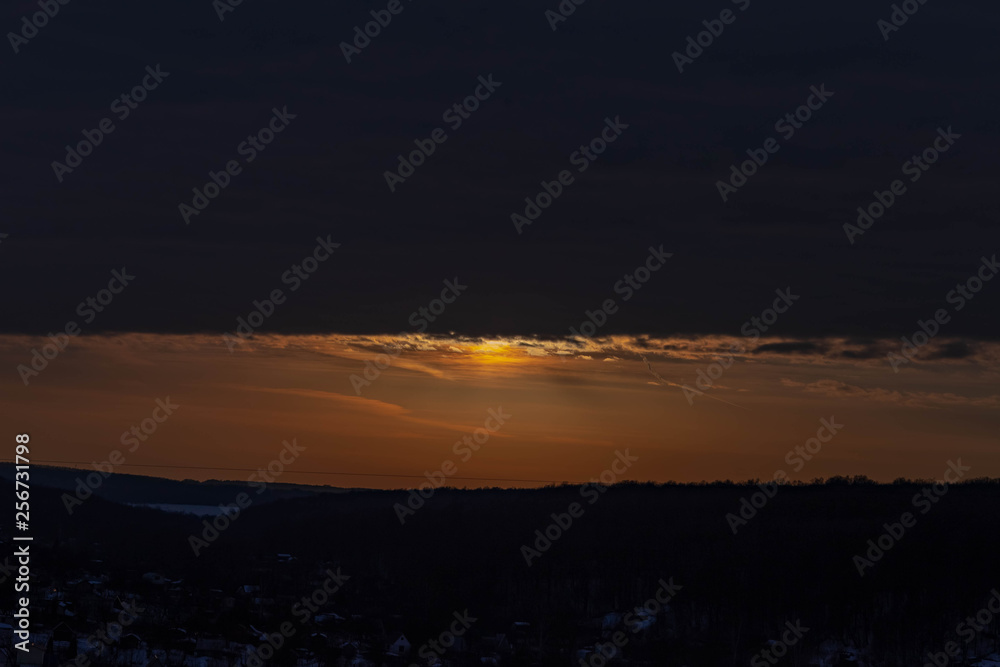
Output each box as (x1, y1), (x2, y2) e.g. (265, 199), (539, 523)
(779, 378), (1000, 409)
(923, 341), (976, 360)
(753, 341), (826, 355)
(1, 332), (997, 373)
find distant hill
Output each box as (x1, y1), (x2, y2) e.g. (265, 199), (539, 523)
(0, 464), (347, 507)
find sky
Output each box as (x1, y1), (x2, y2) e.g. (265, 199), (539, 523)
(2, 0), (998, 486)
(2, 332), (997, 487)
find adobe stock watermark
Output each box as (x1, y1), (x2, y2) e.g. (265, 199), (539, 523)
(62, 601), (145, 667)
(671, 0), (751, 73)
(853, 459), (970, 577)
(877, 0), (930, 41)
(844, 126), (960, 244)
(51, 65), (170, 183)
(384, 74), (503, 192)
(393, 407), (511, 524)
(223, 235), (340, 351)
(243, 568), (351, 667)
(410, 611), (477, 664)
(544, 0), (588, 31)
(520, 449), (638, 567)
(188, 438), (306, 555)
(682, 287), (799, 405)
(887, 253), (997, 372)
(749, 620), (810, 667)
(349, 277), (468, 395)
(61, 397), (180, 515)
(569, 245), (672, 340)
(340, 0), (415, 63)
(716, 84), (834, 202)
(923, 588), (1000, 667)
(179, 106), (296, 224)
(7, 0), (72, 54)
(511, 116), (629, 234)
(213, 0), (247, 22)
(726, 417), (843, 534)
(16, 267), (136, 386)
(578, 577), (683, 667)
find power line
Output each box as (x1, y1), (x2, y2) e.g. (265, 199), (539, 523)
(30, 460), (569, 485)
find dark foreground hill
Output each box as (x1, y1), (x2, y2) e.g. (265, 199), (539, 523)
(6, 474), (1000, 666)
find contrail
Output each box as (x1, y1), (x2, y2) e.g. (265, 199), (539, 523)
(641, 355), (751, 411)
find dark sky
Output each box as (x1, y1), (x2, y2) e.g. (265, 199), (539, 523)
(3, 0), (998, 338)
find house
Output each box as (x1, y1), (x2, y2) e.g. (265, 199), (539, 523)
(480, 633), (511, 655)
(508, 621), (531, 648)
(599, 613), (622, 631)
(314, 613), (344, 625)
(16, 633), (48, 667)
(16, 643), (46, 666)
(293, 648), (320, 667)
(193, 637), (226, 656)
(120, 634), (143, 651)
(141, 573), (167, 586)
(48, 623), (77, 664)
(385, 634), (410, 656)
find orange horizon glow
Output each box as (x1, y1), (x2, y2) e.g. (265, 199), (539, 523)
(2, 332), (998, 489)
